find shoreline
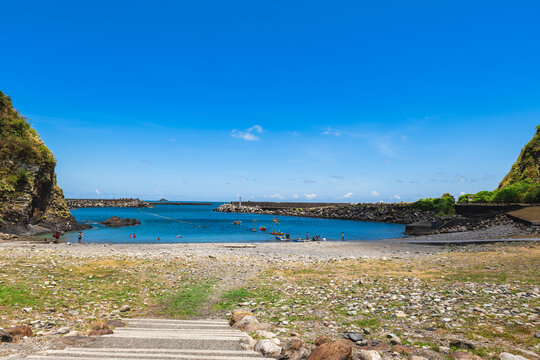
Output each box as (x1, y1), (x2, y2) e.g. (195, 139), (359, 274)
(1, 233), (538, 359)
(3, 224), (539, 261)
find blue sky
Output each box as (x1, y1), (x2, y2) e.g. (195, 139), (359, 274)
(1, 1), (539, 202)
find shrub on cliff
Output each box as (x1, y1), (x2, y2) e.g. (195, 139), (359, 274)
(0, 92), (55, 199)
(456, 180), (540, 204)
(498, 126), (540, 188)
(412, 195), (455, 217)
(471, 191), (494, 203)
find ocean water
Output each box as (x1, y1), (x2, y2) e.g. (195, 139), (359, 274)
(63, 203), (405, 243)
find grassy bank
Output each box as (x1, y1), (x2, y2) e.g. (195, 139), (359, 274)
(0, 243), (538, 359)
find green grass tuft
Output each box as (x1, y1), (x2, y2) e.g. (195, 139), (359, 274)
(161, 282), (214, 317)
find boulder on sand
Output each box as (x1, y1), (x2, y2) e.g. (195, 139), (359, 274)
(314, 336), (332, 346)
(4, 325), (32, 340)
(230, 310), (259, 331)
(255, 339), (282, 358)
(280, 337), (313, 360)
(306, 339), (352, 360)
(100, 216), (141, 228)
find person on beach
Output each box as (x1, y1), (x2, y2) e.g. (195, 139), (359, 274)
(78, 232), (83, 243)
(342, 232), (345, 241)
(53, 231), (60, 244)
(285, 233), (290, 240)
(133, 233), (136, 239)
(306, 232), (309, 240)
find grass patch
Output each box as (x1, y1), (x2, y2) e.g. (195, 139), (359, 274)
(353, 317), (382, 330)
(161, 282), (214, 318)
(214, 287), (252, 311)
(0, 283), (42, 307)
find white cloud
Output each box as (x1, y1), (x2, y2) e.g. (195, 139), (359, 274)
(269, 193), (284, 199)
(240, 177), (247, 181)
(370, 190), (380, 197)
(343, 192), (354, 199)
(460, 191), (465, 195)
(292, 194), (299, 199)
(304, 193), (317, 200)
(456, 175), (467, 183)
(321, 127), (341, 136)
(393, 194), (401, 200)
(231, 125), (264, 141)
(95, 189), (100, 195)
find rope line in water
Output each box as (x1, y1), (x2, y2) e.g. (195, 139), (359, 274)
(140, 211), (198, 226)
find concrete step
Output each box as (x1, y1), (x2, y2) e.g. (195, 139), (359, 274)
(83, 337), (245, 350)
(124, 323), (232, 329)
(45, 348), (262, 356)
(119, 327), (243, 334)
(107, 330), (246, 341)
(28, 357), (266, 360)
(125, 319), (229, 325)
(28, 348), (267, 359)
(23, 318), (265, 359)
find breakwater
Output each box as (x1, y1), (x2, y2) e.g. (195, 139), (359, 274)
(66, 198), (151, 209)
(215, 202), (435, 224)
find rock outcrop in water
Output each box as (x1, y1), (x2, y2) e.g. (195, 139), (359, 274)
(100, 216), (141, 227)
(0, 91), (86, 235)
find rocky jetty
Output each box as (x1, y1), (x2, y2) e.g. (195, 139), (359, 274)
(66, 198), (150, 209)
(215, 202), (436, 224)
(99, 216), (141, 227)
(0, 91), (86, 235)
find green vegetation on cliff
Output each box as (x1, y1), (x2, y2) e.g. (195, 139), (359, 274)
(457, 126), (540, 204)
(0, 91), (76, 233)
(498, 125), (540, 188)
(0, 92), (56, 195)
(412, 193), (455, 217)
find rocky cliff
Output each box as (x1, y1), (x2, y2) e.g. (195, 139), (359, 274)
(0, 91), (83, 235)
(498, 126), (540, 189)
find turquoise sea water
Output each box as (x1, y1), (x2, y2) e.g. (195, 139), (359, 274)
(64, 203), (405, 243)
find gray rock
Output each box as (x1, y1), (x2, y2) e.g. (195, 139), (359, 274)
(344, 332), (362, 342)
(119, 305), (130, 312)
(449, 339), (475, 349)
(255, 339), (282, 358)
(256, 330), (277, 339)
(499, 353), (529, 360)
(412, 349), (446, 360)
(386, 333), (401, 345)
(355, 349), (382, 360)
(53, 326), (71, 335)
(535, 331), (540, 338)
(239, 335), (257, 350)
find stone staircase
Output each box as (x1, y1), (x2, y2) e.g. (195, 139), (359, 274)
(25, 318), (267, 360)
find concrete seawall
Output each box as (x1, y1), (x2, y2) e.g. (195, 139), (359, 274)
(216, 202), (433, 224)
(66, 198), (151, 209)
